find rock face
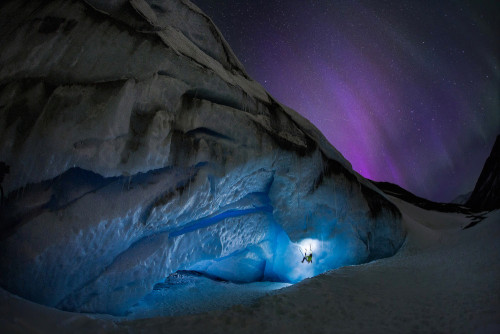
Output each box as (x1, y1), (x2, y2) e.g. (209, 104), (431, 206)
(0, 0), (405, 315)
(466, 135), (500, 211)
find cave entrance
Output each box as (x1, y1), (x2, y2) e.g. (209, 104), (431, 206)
(126, 236), (332, 319)
(126, 270), (291, 319)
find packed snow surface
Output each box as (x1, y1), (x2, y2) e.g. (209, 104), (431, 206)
(126, 271), (291, 319)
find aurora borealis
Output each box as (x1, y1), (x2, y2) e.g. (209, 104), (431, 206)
(192, 0), (499, 202)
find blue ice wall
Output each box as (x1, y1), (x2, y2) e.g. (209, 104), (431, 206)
(0, 149), (405, 316)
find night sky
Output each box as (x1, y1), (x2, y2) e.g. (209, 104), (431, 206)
(191, 0), (499, 202)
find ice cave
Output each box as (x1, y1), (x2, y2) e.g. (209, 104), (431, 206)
(0, 0), (408, 318)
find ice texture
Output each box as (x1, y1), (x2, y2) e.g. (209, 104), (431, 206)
(0, 0), (405, 315)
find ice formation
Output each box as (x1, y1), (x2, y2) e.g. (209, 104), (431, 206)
(0, 0), (405, 315)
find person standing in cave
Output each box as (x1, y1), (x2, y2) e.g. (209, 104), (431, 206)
(0, 161), (9, 207)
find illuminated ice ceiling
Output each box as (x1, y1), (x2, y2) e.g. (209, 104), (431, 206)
(0, 0), (405, 315)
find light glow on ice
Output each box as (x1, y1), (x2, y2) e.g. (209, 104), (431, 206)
(289, 238), (323, 281)
(297, 238), (323, 257)
(127, 271), (291, 319)
(271, 237), (336, 283)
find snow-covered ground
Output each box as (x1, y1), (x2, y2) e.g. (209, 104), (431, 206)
(126, 273), (291, 319)
(1, 197), (499, 334)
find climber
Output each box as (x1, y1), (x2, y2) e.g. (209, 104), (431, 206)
(0, 161), (9, 206)
(301, 246), (313, 264)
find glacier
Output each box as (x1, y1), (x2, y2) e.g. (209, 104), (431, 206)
(0, 0), (405, 316)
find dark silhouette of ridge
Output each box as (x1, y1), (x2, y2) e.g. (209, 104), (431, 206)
(372, 135), (499, 214)
(466, 135), (500, 212)
(371, 181), (472, 214)
(371, 181), (489, 229)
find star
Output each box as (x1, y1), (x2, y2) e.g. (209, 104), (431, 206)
(192, 0), (500, 202)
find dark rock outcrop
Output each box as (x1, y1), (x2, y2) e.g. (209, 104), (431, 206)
(466, 135), (500, 211)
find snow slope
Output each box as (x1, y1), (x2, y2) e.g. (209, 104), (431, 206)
(1, 198), (498, 334)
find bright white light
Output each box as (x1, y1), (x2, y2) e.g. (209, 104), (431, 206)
(276, 238), (326, 282)
(297, 238), (322, 255)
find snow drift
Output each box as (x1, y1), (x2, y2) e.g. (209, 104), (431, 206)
(0, 0), (405, 315)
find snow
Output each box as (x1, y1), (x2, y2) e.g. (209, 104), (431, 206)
(0, 0), (404, 316)
(126, 272), (291, 319)
(0, 0), (353, 193)
(1, 199), (499, 333)
(0, 0), (496, 331)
